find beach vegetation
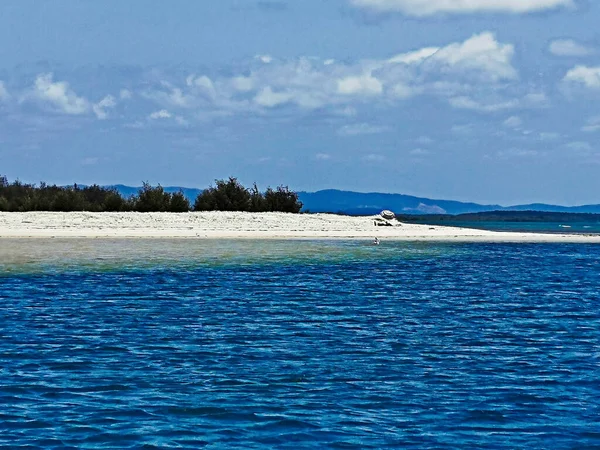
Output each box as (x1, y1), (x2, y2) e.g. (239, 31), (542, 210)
(249, 182), (267, 212)
(193, 177), (251, 211)
(169, 190), (191, 213)
(193, 178), (302, 213)
(264, 185), (303, 213)
(133, 182), (172, 212)
(0, 175), (302, 213)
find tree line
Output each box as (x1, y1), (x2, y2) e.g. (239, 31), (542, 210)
(0, 176), (303, 213)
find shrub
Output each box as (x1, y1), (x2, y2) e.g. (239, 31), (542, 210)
(249, 183), (267, 212)
(133, 182), (171, 212)
(194, 177), (251, 211)
(264, 185), (303, 213)
(103, 190), (128, 212)
(169, 190), (191, 213)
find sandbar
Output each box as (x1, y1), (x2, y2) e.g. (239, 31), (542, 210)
(0, 212), (599, 243)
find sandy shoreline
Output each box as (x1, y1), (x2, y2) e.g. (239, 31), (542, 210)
(0, 211), (599, 243)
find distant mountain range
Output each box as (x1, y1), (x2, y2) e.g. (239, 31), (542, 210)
(108, 185), (600, 215)
(297, 190), (600, 215)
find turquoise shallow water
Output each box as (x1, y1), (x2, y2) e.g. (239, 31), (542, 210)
(1, 239), (600, 449)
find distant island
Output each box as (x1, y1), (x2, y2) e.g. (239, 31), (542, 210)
(296, 190), (600, 216)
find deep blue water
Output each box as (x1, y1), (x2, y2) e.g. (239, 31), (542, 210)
(1, 239), (600, 449)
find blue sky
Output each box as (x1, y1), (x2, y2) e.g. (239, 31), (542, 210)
(1, 0), (599, 205)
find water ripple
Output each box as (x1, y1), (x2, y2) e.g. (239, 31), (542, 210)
(1, 240), (599, 448)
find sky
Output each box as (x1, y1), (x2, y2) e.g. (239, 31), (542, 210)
(1, 0), (599, 205)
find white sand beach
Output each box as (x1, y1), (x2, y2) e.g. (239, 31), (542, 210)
(0, 211), (599, 242)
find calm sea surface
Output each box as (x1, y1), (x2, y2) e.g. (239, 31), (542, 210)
(414, 221), (600, 235)
(1, 239), (599, 449)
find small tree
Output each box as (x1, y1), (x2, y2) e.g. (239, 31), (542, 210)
(249, 182), (266, 212)
(51, 188), (86, 212)
(133, 182), (171, 212)
(194, 177), (251, 211)
(103, 190), (128, 212)
(264, 185), (303, 213)
(169, 190), (191, 212)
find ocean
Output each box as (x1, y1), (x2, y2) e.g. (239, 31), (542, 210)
(1, 239), (599, 449)
(409, 220), (600, 235)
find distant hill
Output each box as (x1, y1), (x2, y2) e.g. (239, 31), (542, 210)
(500, 203), (600, 214)
(397, 210), (600, 223)
(108, 185), (203, 203)
(106, 185), (600, 215)
(297, 190), (501, 215)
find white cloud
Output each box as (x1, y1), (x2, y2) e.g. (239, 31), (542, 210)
(256, 54), (274, 64)
(410, 148), (430, 156)
(186, 75), (218, 99)
(174, 116), (190, 126)
(503, 115), (522, 128)
(386, 31), (518, 81)
(0, 81), (9, 101)
(133, 33), (521, 119)
(338, 123), (391, 136)
(254, 87), (294, 107)
(449, 90), (546, 113)
(549, 39), (593, 57)
(497, 148), (541, 158)
(449, 96), (519, 112)
(415, 136), (434, 145)
(425, 32), (517, 82)
(93, 95), (117, 120)
(362, 153), (386, 162)
(539, 131), (561, 140)
(337, 74), (383, 96)
(388, 47), (439, 64)
(143, 82), (194, 108)
(119, 89), (133, 100)
(124, 120), (146, 129)
(566, 141), (593, 155)
(523, 92), (548, 106)
(582, 116), (600, 132)
(350, 0), (573, 16)
(563, 65), (600, 89)
(337, 106), (358, 117)
(315, 153), (331, 160)
(29, 73), (89, 115)
(149, 109), (172, 120)
(81, 157), (99, 166)
(231, 76), (255, 92)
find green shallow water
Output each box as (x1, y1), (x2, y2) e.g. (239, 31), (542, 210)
(0, 238), (451, 275)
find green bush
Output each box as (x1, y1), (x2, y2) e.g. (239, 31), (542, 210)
(194, 177), (251, 211)
(133, 182), (171, 212)
(0, 176), (303, 214)
(264, 185), (303, 213)
(169, 190), (191, 213)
